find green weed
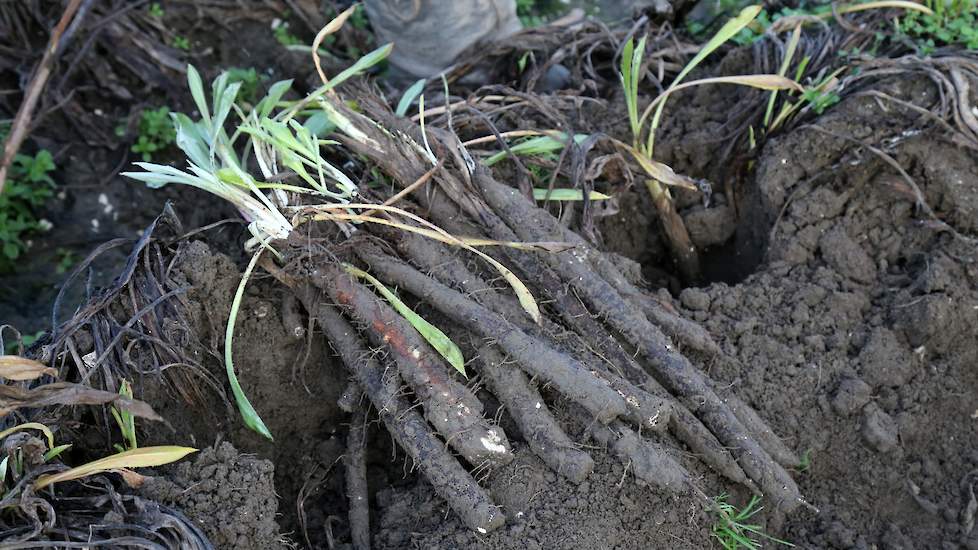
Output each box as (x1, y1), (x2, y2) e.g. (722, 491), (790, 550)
(171, 35), (190, 51)
(111, 380), (138, 453)
(898, 0), (978, 51)
(132, 106), (176, 161)
(148, 2), (164, 18)
(3, 330), (44, 355)
(516, 0), (567, 27)
(0, 149), (56, 270)
(712, 494), (795, 550)
(801, 88), (841, 114)
(55, 247), (76, 274)
(273, 20), (303, 47)
(225, 67), (264, 105)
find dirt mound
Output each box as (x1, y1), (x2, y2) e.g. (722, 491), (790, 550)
(374, 445), (715, 549)
(141, 442), (285, 549)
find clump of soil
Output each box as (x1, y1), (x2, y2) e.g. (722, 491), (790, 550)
(374, 441), (717, 549)
(141, 442), (285, 549)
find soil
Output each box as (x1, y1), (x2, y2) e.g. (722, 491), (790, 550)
(4, 2), (978, 550)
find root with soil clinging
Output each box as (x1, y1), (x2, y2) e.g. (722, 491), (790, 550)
(345, 408), (370, 550)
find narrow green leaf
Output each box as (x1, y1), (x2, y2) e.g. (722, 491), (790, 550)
(483, 133), (589, 166)
(259, 79), (293, 119)
(43, 444), (72, 462)
(396, 79), (427, 117)
(532, 188), (611, 201)
(225, 249), (273, 439)
(343, 264), (467, 376)
(186, 65), (211, 128)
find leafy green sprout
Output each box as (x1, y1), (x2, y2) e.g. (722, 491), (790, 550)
(225, 67), (264, 105)
(0, 149), (56, 268)
(55, 247), (76, 274)
(132, 107), (177, 161)
(3, 330), (45, 355)
(898, 0), (978, 50)
(273, 20), (303, 47)
(711, 494), (795, 550)
(171, 35), (190, 51)
(795, 449), (812, 472)
(111, 380), (138, 452)
(148, 2), (164, 18)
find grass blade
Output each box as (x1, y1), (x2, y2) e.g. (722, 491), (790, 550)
(396, 79), (427, 117)
(225, 248), (273, 439)
(34, 446), (197, 490)
(483, 133), (588, 166)
(642, 5), (762, 154)
(343, 264), (467, 376)
(764, 24), (802, 128)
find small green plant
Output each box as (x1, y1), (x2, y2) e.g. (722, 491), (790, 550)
(801, 88), (841, 114)
(898, 0), (978, 50)
(111, 380), (138, 452)
(795, 449), (812, 472)
(273, 20), (303, 46)
(171, 35), (190, 51)
(55, 247), (76, 274)
(711, 494), (795, 550)
(0, 149), (56, 269)
(226, 67), (264, 105)
(148, 2), (164, 18)
(132, 106), (176, 161)
(2, 330), (44, 355)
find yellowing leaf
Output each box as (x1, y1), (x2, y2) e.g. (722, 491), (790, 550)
(34, 446), (197, 490)
(0, 355), (57, 381)
(0, 422), (55, 449)
(532, 188), (611, 201)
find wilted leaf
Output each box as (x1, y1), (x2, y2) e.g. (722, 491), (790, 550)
(614, 140), (699, 190)
(0, 355), (57, 381)
(34, 446), (197, 490)
(344, 264), (467, 376)
(0, 382), (162, 421)
(0, 422), (55, 449)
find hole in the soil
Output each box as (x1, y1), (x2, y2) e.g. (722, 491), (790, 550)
(697, 234), (765, 286)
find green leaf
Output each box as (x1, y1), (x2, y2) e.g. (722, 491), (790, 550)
(186, 65), (211, 128)
(259, 79), (294, 119)
(43, 444), (72, 462)
(343, 263), (467, 376)
(396, 79), (427, 117)
(303, 111), (335, 137)
(532, 188), (611, 201)
(483, 133), (589, 166)
(225, 249), (273, 439)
